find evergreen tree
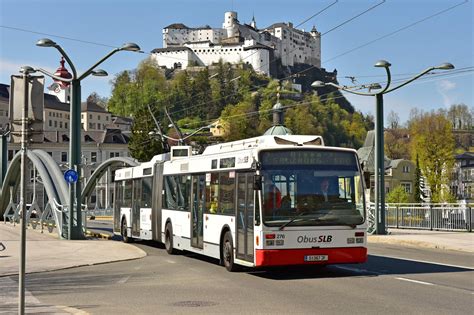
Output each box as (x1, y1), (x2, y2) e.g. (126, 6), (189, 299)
(414, 154), (422, 203)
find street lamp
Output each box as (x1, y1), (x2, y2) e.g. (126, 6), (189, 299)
(36, 38), (140, 239)
(312, 60), (454, 235)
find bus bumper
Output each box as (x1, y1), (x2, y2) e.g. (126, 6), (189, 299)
(255, 247), (367, 267)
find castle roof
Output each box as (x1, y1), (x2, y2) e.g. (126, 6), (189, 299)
(244, 43), (272, 51)
(151, 47), (193, 53)
(164, 23), (190, 29)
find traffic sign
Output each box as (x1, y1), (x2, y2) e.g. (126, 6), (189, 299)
(64, 169), (78, 184)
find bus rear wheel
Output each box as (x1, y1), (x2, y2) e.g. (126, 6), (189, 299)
(222, 231), (238, 272)
(165, 223), (176, 255)
(121, 219), (132, 243)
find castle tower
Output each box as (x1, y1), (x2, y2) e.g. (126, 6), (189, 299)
(223, 11), (238, 37)
(47, 57), (72, 103)
(310, 25), (320, 38)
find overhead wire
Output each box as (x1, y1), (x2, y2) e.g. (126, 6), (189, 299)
(1, 1), (469, 122)
(324, 0), (469, 63)
(168, 1), (386, 116)
(187, 68), (474, 128)
(294, 0), (339, 28)
(321, 0), (385, 36)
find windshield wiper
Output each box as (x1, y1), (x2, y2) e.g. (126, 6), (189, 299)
(278, 212), (362, 230)
(279, 211), (310, 231)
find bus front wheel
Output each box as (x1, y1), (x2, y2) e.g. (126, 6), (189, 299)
(222, 231), (238, 272)
(165, 223), (176, 255)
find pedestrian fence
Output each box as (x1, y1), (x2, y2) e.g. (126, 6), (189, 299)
(368, 203), (473, 233)
(87, 208), (113, 217)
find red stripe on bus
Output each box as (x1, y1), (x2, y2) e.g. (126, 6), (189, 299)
(255, 247), (367, 267)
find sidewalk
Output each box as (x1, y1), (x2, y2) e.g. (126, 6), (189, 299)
(0, 222), (146, 277)
(368, 228), (474, 253)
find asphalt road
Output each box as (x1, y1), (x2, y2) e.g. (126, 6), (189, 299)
(1, 241), (472, 314)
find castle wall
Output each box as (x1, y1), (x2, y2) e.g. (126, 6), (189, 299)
(152, 41), (271, 75)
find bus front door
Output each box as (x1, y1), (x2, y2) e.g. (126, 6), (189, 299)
(191, 174), (205, 249)
(236, 173), (254, 262)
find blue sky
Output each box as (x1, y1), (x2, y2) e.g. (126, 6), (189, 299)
(1, 0), (472, 124)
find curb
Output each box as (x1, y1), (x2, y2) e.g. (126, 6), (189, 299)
(367, 236), (473, 253)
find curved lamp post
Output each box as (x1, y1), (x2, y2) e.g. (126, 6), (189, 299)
(312, 60), (454, 235)
(36, 38), (140, 239)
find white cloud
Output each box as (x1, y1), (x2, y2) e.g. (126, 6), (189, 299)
(437, 80), (457, 107)
(0, 58), (56, 79)
(0, 59), (24, 73)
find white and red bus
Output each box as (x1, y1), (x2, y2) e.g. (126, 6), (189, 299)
(113, 135), (367, 271)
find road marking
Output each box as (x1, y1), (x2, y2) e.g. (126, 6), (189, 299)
(395, 277), (434, 286)
(376, 254), (474, 270)
(166, 259), (176, 264)
(117, 276), (130, 284)
(134, 266), (142, 270)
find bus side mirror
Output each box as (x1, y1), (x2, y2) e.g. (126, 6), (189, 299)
(254, 175), (262, 190)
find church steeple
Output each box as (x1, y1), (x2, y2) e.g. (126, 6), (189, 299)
(47, 57), (72, 103)
(250, 14), (257, 29)
(53, 57), (72, 88)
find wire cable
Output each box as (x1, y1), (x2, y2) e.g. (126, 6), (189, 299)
(321, 0), (385, 36)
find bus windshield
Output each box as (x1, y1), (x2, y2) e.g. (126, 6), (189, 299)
(259, 149), (365, 228)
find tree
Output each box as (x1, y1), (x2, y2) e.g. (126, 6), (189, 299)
(108, 58), (166, 117)
(220, 96), (259, 141)
(386, 185), (410, 203)
(387, 111), (400, 129)
(86, 92), (108, 109)
(446, 103), (473, 130)
(128, 106), (164, 162)
(413, 154), (422, 203)
(408, 110), (455, 202)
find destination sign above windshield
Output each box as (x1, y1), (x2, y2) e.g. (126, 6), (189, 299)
(260, 150), (356, 166)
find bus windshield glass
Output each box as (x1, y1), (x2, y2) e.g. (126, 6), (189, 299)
(260, 149), (365, 228)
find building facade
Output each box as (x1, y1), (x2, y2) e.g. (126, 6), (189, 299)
(1, 59), (133, 210)
(153, 11), (321, 77)
(451, 152), (474, 202)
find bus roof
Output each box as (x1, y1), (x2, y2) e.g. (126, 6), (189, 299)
(201, 135), (325, 155)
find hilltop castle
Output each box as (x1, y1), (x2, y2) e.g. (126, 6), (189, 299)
(151, 11), (321, 78)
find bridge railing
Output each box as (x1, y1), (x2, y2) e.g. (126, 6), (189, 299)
(369, 203), (472, 233)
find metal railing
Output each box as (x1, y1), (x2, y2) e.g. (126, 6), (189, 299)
(87, 208), (113, 217)
(369, 203), (473, 233)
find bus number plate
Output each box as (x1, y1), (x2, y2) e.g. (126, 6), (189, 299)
(304, 255), (328, 262)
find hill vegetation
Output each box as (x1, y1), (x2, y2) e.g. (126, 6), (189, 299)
(107, 58), (373, 161)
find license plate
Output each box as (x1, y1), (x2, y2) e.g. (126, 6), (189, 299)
(304, 255), (328, 262)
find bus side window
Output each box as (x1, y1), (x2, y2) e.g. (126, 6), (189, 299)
(219, 172), (235, 215)
(124, 179), (132, 208)
(206, 173), (219, 214)
(142, 177), (153, 207)
(163, 176), (178, 209)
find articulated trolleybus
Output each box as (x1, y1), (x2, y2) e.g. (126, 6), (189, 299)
(113, 135), (367, 271)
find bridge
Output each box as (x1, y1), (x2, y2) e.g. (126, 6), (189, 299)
(0, 149), (137, 238)
(2, 149), (472, 237)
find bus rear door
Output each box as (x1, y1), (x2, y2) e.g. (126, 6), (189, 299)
(191, 174), (206, 249)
